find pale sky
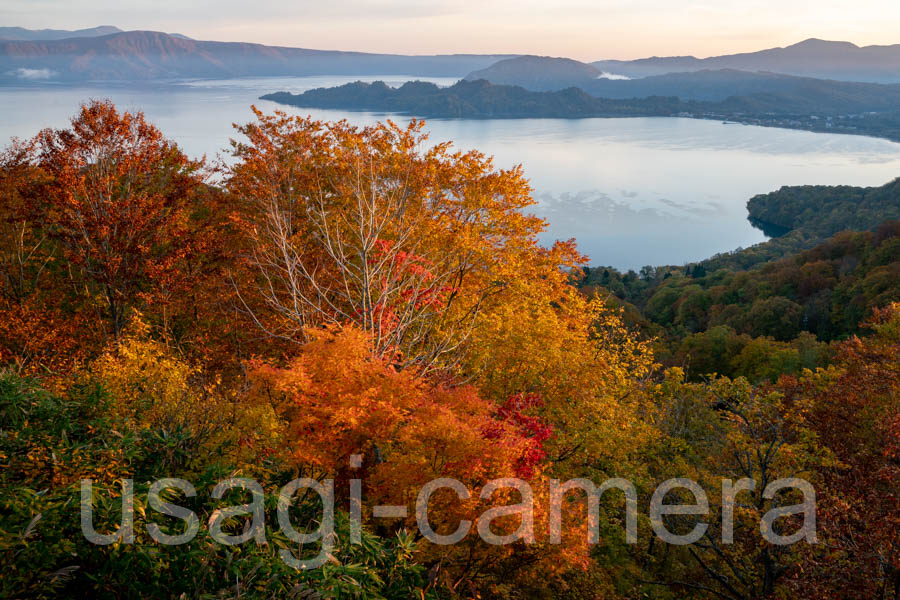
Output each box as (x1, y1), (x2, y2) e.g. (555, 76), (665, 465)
(3, 0), (900, 61)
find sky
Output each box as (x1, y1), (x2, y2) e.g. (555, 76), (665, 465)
(4, 0), (900, 61)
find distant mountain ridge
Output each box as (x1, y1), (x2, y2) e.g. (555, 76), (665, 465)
(0, 29), (516, 82)
(4, 28), (899, 88)
(461, 57), (900, 103)
(585, 68), (900, 106)
(593, 38), (900, 83)
(0, 26), (124, 41)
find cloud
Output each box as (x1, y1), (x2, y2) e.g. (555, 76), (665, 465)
(7, 67), (57, 80)
(597, 72), (630, 80)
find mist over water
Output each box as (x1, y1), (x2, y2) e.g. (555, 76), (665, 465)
(3, 75), (900, 270)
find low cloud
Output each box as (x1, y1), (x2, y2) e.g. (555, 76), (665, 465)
(597, 72), (630, 80)
(8, 67), (57, 80)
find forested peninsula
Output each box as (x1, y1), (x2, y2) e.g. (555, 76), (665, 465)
(262, 78), (900, 142)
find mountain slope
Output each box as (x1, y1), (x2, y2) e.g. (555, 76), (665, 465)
(463, 56), (603, 90)
(593, 38), (900, 83)
(0, 30), (515, 81)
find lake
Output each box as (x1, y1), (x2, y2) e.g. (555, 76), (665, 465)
(3, 75), (900, 270)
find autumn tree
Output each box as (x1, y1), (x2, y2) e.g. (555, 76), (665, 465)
(0, 142), (47, 306)
(0, 141), (92, 371)
(227, 109), (552, 372)
(245, 324), (581, 592)
(25, 100), (209, 340)
(780, 304), (900, 598)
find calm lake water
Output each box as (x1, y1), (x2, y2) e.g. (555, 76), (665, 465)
(3, 75), (900, 270)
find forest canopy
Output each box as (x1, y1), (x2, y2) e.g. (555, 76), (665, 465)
(1, 101), (897, 600)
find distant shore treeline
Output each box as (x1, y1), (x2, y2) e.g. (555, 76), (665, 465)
(262, 78), (900, 142)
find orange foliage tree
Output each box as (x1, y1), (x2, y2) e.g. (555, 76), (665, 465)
(226, 108), (658, 592)
(246, 324), (596, 592)
(0, 141), (92, 372)
(28, 100), (210, 340)
(0, 101), (232, 372)
(227, 109), (562, 372)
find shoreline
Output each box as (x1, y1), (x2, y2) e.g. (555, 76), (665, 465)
(260, 92), (900, 145)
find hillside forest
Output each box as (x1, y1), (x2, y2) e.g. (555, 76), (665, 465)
(1, 101), (898, 599)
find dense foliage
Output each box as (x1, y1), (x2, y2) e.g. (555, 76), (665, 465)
(747, 178), (900, 238)
(582, 219), (900, 381)
(1, 101), (898, 599)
